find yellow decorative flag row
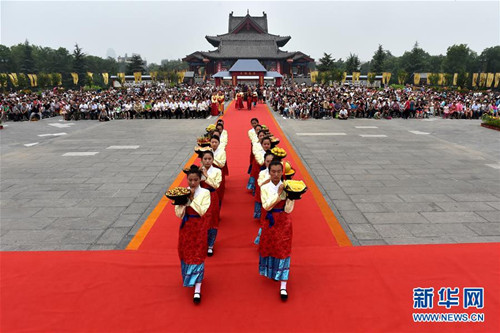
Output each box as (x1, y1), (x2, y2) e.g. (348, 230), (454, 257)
(453, 73), (458, 86)
(495, 73), (500, 88)
(352, 72), (361, 82)
(149, 71), (158, 81)
(341, 72), (347, 83)
(102, 73), (109, 85)
(71, 72), (79, 85)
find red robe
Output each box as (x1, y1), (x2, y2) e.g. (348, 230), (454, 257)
(178, 206), (209, 265)
(236, 94), (243, 109)
(247, 96), (252, 110)
(211, 98), (219, 116)
(201, 181), (220, 229)
(259, 200), (292, 259)
(213, 166), (226, 204)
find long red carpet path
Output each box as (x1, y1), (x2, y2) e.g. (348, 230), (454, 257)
(1, 102), (499, 332)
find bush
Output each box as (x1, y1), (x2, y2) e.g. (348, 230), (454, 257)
(482, 115), (500, 128)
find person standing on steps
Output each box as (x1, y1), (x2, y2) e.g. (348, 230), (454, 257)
(174, 165), (211, 304)
(259, 160), (296, 301)
(199, 151), (222, 257)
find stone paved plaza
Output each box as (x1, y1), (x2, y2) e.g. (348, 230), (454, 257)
(1, 111), (499, 250)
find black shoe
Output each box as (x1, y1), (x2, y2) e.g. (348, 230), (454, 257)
(280, 289), (288, 301)
(193, 292), (201, 304)
(207, 248), (214, 257)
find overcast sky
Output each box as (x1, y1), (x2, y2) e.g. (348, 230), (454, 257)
(1, 1), (499, 64)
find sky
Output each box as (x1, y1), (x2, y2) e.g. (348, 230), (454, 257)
(1, 1), (499, 64)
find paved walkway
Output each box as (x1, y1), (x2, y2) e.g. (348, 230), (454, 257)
(269, 109), (500, 245)
(1, 116), (215, 250)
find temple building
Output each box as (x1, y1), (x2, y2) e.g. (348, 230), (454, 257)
(183, 11), (314, 78)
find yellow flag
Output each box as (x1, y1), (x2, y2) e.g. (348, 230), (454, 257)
(385, 72), (391, 84)
(102, 73), (109, 85)
(33, 74), (38, 86)
(56, 73), (62, 86)
(495, 73), (500, 88)
(71, 73), (79, 85)
(414, 73), (420, 85)
(0, 73), (7, 87)
(134, 72), (142, 83)
(341, 72), (347, 83)
(310, 71), (318, 83)
(87, 72), (93, 80)
(8, 73), (18, 86)
(149, 71), (158, 81)
(353, 72), (361, 82)
(27, 74), (34, 87)
(479, 73), (487, 87)
(472, 73), (478, 87)
(453, 73), (458, 86)
(117, 73), (125, 84)
(438, 73), (444, 85)
(486, 73), (494, 87)
(178, 71), (185, 83)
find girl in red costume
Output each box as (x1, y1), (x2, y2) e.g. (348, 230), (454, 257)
(259, 160), (296, 301)
(174, 165), (211, 304)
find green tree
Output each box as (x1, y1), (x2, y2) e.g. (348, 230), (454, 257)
(479, 46), (500, 73)
(428, 55), (444, 73)
(317, 53), (335, 72)
(400, 42), (430, 74)
(0, 45), (13, 73)
(371, 44), (386, 74)
(20, 40), (35, 73)
(127, 54), (145, 74)
(443, 44), (477, 73)
(345, 53), (360, 73)
(73, 44), (86, 87)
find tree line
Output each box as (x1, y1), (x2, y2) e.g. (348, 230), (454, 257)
(316, 43), (500, 88)
(0, 41), (188, 90)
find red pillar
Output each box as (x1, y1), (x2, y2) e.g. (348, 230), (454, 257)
(259, 74), (264, 85)
(276, 78), (282, 87)
(232, 75), (237, 86)
(215, 77), (221, 87)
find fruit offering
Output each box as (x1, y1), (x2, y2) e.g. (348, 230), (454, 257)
(165, 187), (191, 205)
(271, 147), (287, 158)
(206, 124), (216, 132)
(283, 180), (307, 200)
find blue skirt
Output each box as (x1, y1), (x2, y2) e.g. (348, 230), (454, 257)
(259, 256), (290, 281)
(253, 201), (262, 219)
(181, 260), (204, 287)
(247, 176), (256, 191)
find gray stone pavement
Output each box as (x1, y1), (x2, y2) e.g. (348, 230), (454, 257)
(270, 109), (500, 246)
(1, 115), (215, 251)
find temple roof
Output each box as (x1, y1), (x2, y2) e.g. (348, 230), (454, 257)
(229, 59), (267, 72)
(184, 11), (313, 63)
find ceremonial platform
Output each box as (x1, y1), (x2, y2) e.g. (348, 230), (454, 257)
(1, 102), (499, 332)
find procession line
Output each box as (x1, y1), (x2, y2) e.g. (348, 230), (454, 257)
(126, 100), (233, 250)
(265, 105), (353, 247)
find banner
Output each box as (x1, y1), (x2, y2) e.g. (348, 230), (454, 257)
(341, 72), (346, 83)
(149, 71), (158, 81)
(472, 73), (478, 87)
(71, 72), (78, 85)
(382, 72), (392, 85)
(352, 72), (360, 82)
(117, 72), (125, 84)
(414, 73), (420, 85)
(426, 73), (431, 85)
(486, 73), (494, 87)
(479, 73), (487, 87)
(0, 73), (7, 87)
(87, 72), (93, 80)
(102, 73), (109, 85)
(310, 71), (318, 83)
(495, 73), (500, 88)
(134, 72), (142, 83)
(8, 73), (18, 86)
(453, 73), (458, 86)
(438, 73), (444, 85)
(27, 74), (35, 87)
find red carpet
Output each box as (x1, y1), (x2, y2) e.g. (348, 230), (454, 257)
(1, 102), (499, 332)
